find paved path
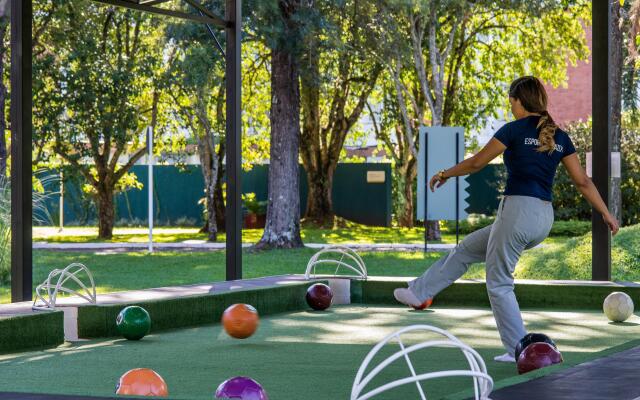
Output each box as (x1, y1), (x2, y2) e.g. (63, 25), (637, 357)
(0, 275), (309, 318)
(33, 241), (457, 252)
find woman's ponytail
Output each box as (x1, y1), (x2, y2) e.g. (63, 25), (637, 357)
(536, 110), (558, 154)
(509, 76), (558, 154)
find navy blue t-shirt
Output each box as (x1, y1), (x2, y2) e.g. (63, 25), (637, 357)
(493, 115), (576, 201)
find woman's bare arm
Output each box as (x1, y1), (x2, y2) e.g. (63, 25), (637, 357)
(561, 153), (619, 235)
(429, 138), (506, 191)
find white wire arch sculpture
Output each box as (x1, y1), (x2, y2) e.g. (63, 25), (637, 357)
(32, 263), (97, 311)
(351, 325), (493, 400)
(304, 245), (367, 280)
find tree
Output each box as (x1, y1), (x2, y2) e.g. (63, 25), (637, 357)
(250, 0), (313, 249)
(299, 0), (382, 226)
(34, 2), (166, 238)
(166, 19), (227, 241)
(166, 14), (272, 239)
(0, 0), (62, 178)
(368, 0), (590, 236)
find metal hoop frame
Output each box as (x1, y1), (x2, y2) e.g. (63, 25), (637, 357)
(32, 263), (97, 311)
(351, 325), (493, 400)
(304, 245), (367, 280)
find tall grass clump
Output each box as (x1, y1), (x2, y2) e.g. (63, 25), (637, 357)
(0, 172), (58, 286)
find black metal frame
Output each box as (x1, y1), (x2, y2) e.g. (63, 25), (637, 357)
(8, 1), (614, 301)
(92, 0), (226, 27)
(592, 0), (612, 281)
(10, 0), (242, 302)
(10, 0), (33, 302)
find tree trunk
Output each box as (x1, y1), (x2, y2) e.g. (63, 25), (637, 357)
(197, 133), (218, 242)
(300, 44), (335, 225)
(304, 166), (335, 226)
(0, 18), (8, 179)
(254, 47), (304, 249)
(395, 159), (440, 239)
(214, 142), (226, 232)
(96, 187), (115, 239)
(395, 161), (416, 228)
(610, 0), (623, 223)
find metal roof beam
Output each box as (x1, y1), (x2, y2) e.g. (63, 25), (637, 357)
(183, 0), (222, 24)
(92, 0), (227, 28)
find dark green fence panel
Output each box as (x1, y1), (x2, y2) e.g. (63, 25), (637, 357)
(245, 164), (392, 226)
(39, 163), (502, 227)
(327, 163), (392, 226)
(43, 163), (393, 227)
(118, 166), (205, 225)
(465, 164), (505, 215)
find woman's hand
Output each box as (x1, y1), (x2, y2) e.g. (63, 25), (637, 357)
(603, 213), (620, 236)
(429, 173), (448, 192)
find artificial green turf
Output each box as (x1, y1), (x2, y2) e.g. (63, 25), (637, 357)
(77, 282), (315, 338)
(0, 311), (64, 353)
(0, 305), (638, 400)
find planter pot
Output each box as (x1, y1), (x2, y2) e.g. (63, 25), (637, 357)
(244, 213), (266, 229)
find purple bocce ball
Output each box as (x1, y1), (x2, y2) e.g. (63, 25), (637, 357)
(215, 376), (268, 400)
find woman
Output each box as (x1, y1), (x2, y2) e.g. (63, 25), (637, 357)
(393, 76), (620, 362)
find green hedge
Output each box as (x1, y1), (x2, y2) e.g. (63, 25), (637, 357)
(442, 217), (591, 237)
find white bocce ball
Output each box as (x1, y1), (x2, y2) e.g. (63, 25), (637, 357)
(603, 292), (634, 323)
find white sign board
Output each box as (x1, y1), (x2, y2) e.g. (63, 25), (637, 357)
(416, 126), (469, 221)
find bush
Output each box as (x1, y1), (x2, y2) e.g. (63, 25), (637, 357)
(442, 216), (590, 237)
(548, 220), (591, 237)
(516, 223), (640, 281)
(554, 117), (640, 225)
(441, 214), (494, 234)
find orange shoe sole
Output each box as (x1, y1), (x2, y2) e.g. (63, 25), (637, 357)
(413, 298), (433, 310)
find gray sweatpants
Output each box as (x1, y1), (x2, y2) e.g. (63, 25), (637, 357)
(409, 195), (554, 355)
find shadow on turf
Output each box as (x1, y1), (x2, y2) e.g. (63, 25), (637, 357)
(407, 309), (435, 314)
(608, 321), (639, 326)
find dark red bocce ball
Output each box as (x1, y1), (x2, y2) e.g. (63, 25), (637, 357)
(306, 283), (333, 311)
(517, 342), (563, 374)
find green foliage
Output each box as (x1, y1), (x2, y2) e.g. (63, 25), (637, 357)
(242, 192), (267, 215)
(554, 117), (640, 225)
(367, 0), (591, 225)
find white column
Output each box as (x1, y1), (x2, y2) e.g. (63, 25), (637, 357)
(148, 126), (154, 253)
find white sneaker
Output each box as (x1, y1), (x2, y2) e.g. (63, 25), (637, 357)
(493, 353), (516, 363)
(393, 288), (422, 308)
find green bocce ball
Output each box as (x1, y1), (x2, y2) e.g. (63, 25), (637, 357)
(116, 306), (151, 340)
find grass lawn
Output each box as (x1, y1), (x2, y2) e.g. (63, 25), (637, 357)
(4, 224), (635, 304)
(0, 248), (443, 303)
(33, 226), (463, 244)
(32, 219), (589, 245)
